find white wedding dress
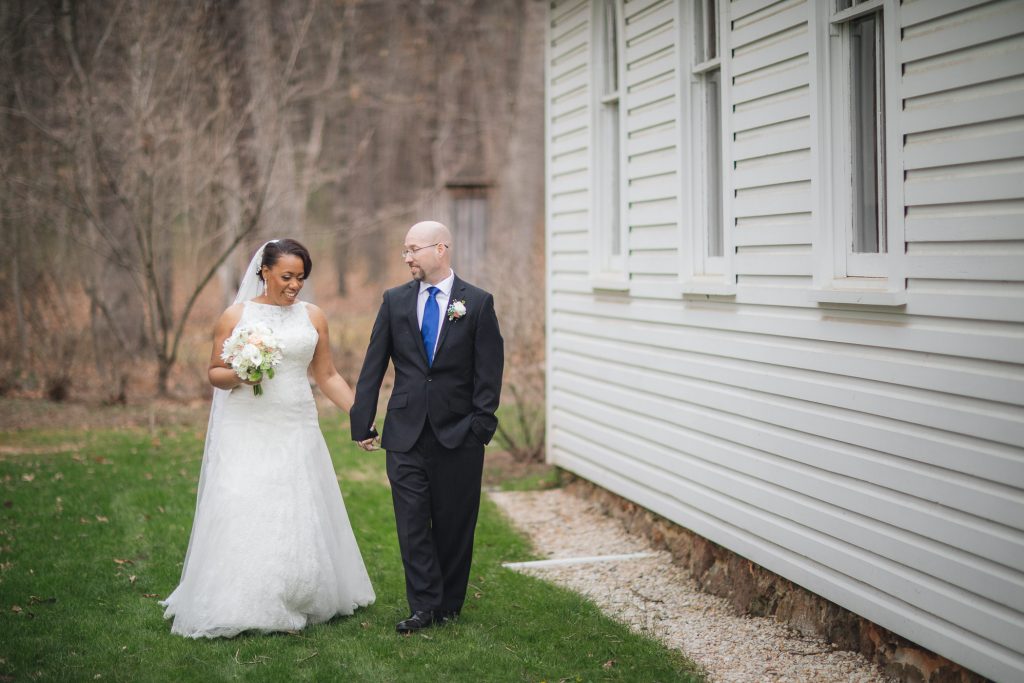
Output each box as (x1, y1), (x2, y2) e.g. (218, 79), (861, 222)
(161, 300), (375, 638)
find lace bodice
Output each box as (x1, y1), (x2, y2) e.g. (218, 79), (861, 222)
(223, 300), (320, 419)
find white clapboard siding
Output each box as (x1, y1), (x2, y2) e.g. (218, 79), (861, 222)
(548, 382), (1024, 612)
(548, 0), (592, 289)
(622, 0), (679, 296)
(731, 1), (812, 283)
(544, 2), (1024, 681)
(901, 0), (1024, 345)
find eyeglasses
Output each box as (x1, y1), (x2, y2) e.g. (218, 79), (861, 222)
(401, 243), (447, 259)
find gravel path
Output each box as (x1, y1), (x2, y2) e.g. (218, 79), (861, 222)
(490, 489), (895, 683)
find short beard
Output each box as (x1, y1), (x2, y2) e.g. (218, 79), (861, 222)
(411, 269), (424, 281)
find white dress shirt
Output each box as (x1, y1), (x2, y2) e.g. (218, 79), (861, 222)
(417, 269), (454, 358)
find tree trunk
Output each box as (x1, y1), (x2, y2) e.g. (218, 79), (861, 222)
(157, 357), (171, 397)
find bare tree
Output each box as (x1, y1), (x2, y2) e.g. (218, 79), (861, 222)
(1, 0), (547, 409)
(2, 1), (342, 396)
(57, 1), (286, 396)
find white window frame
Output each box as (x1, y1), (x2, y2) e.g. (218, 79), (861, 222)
(811, 0), (906, 306)
(589, 0), (629, 291)
(678, 0), (735, 296)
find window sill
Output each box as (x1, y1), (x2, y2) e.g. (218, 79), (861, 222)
(680, 279), (737, 297)
(589, 275), (630, 293)
(809, 287), (906, 306)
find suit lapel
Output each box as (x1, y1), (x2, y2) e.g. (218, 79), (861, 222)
(404, 282), (429, 367)
(433, 276), (465, 364)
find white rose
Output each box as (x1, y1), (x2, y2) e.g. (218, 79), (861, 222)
(453, 301), (467, 316)
(241, 343), (262, 367)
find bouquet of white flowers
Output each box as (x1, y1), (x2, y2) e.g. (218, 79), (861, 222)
(220, 323), (284, 396)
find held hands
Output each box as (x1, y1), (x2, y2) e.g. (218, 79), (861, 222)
(357, 426), (380, 452)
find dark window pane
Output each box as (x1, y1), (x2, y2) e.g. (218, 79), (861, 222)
(707, 70), (723, 258)
(850, 12), (885, 254)
(604, 0), (618, 94)
(609, 104), (621, 256)
(694, 0), (705, 62)
(707, 0), (717, 61)
(600, 1), (620, 258)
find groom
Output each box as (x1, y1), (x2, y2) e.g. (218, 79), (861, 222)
(350, 220), (503, 633)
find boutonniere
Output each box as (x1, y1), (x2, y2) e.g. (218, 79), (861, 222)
(447, 299), (467, 322)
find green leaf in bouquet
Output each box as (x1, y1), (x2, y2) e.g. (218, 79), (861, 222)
(266, 367), (275, 380)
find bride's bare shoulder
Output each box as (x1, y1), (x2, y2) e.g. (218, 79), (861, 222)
(214, 303), (246, 332)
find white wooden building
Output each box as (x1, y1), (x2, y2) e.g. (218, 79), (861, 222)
(542, 1), (1024, 680)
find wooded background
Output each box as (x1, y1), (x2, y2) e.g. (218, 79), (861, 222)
(0, 0), (545, 457)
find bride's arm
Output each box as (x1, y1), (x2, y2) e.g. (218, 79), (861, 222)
(306, 304), (356, 413)
(208, 304), (251, 390)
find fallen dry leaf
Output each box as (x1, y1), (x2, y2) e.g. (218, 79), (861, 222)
(11, 605), (22, 613)
(113, 558), (134, 566)
(95, 516), (109, 523)
(602, 659), (616, 669)
(142, 593), (159, 598)
(21, 474), (34, 482)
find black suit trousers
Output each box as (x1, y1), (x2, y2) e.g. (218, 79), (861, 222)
(386, 424), (484, 614)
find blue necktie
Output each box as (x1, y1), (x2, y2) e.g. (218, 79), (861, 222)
(421, 286), (440, 366)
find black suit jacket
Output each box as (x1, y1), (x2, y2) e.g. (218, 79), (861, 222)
(350, 276), (503, 452)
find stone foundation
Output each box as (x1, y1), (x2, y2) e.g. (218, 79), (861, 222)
(560, 472), (989, 683)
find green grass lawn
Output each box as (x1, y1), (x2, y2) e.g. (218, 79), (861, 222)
(0, 413), (701, 682)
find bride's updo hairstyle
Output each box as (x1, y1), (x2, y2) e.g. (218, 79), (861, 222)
(258, 239), (313, 281)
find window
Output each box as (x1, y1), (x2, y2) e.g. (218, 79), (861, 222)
(591, 0), (627, 288)
(847, 5), (885, 258)
(680, 0), (733, 293)
(813, 0), (904, 302)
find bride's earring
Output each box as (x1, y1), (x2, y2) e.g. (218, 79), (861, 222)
(263, 280), (268, 296)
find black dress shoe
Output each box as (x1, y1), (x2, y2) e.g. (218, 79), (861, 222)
(396, 611), (435, 633)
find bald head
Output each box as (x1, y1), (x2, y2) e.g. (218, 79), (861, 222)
(403, 220), (452, 284)
(406, 220), (452, 248)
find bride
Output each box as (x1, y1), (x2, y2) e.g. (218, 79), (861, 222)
(161, 239), (375, 638)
